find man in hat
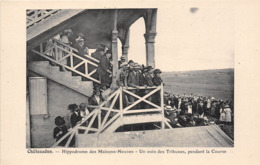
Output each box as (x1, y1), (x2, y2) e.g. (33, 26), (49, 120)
(152, 69), (163, 86)
(116, 62), (129, 88)
(152, 69), (164, 106)
(118, 55), (128, 69)
(127, 63), (141, 108)
(97, 50), (112, 87)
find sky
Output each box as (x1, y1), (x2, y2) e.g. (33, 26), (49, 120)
(123, 2), (234, 71)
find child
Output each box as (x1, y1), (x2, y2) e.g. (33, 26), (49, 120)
(53, 116), (68, 146)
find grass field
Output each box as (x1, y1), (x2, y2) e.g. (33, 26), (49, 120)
(162, 68), (234, 101)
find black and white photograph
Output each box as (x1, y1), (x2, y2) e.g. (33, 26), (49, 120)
(2, 0), (260, 164)
(26, 7), (234, 148)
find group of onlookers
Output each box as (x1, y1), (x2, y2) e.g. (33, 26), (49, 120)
(163, 93), (233, 128)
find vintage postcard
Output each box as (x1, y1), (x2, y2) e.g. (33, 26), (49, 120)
(1, 0), (260, 164)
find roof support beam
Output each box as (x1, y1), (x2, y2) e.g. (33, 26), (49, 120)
(112, 10), (119, 83)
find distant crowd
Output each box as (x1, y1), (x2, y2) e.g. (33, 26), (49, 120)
(163, 93), (233, 128)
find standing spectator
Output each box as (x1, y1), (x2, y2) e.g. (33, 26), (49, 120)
(88, 88), (104, 112)
(79, 103), (89, 118)
(152, 69), (163, 86)
(60, 29), (74, 71)
(118, 56), (127, 69)
(70, 104), (82, 128)
(224, 104), (232, 123)
(53, 116), (68, 146)
(206, 97), (211, 115)
(97, 50), (112, 87)
(152, 69), (164, 106)
(115, 62), (129, 88)
(219, 105), (226, 122)
(143, 66), (154, 108)
(198, 101), (204, 118)
(187, 102), (192, 114)
(127, 63), (141, 107)
(90, 47), (106, 87)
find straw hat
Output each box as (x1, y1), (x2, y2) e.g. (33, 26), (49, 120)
(120, 62), (128, 68)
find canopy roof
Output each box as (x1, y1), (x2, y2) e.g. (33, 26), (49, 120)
(27, 9), (155, 49)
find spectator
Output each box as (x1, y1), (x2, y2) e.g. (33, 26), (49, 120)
(97, 50), (112, 87)
(88, 88), (104, 112)
(79, 103), (89, 118)
(118, 56), (127, 69)
(224, 104), (232, 123)
(115, 62), (129, 88)
(53, 116), (68, 146)
(70, 104), (82, 128)
(127, 63), (141, 108)
(152, 69), (163, 86)
(60, 29), (73, 71)
(219, 105), (226, 122)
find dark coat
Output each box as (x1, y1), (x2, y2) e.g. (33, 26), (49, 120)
(127, 71), (140, 87)
(53, 125), (68, 146)
(88, 95), (104, 112)
(152, 76), (163, 86)
(144, 73), (153, 87)
(70, 112), (82, 128)
(139, 73), (147, 86)
(97, 55), (111, 76)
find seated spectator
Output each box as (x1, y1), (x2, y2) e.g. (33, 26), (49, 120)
(53, 116), (68, 146)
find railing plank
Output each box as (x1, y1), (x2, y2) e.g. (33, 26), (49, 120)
(123, 87), (161, 111)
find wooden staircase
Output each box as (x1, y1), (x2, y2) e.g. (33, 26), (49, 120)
(28, 61), (93, 97)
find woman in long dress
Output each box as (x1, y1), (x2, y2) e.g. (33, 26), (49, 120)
(224, 105), (232, 123)
(219, 106), (226, 122)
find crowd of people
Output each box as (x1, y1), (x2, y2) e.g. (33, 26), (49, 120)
(163, 93), (234, 128)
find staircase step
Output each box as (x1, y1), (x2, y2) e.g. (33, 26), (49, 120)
(28, 61), (93, 97)
(71, 76), (82, 82)
(29, 61), (49, 67)
(49, 66), (60, 72)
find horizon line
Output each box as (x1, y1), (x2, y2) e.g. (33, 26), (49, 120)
(162, 68), (234, 73)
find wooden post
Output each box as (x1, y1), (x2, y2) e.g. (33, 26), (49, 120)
(112, 9), (118, 83)
(144, 9), (157, 68)
(122, 28), (130, 60)
(160, 84), (165, 129)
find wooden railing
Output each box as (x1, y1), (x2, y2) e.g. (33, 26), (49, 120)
(27, 10), (60, 28)
(51, 84), (172, 148)
(31, 39), (100, 84)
